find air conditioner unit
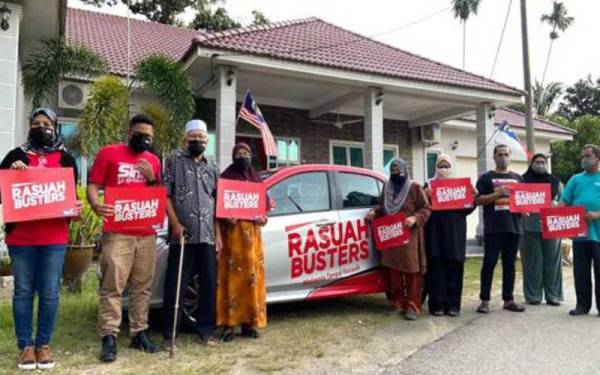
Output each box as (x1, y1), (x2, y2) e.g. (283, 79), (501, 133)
(419, 123), (441, 144)
(58, 81), (89, 110)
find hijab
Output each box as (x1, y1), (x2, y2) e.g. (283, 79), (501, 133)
(433, 154), (453, 180)
(220, 142), (262, 182)
(522, 153), (560, 198)
(383, 158), (412, 215)
(21, 107), (66, 154)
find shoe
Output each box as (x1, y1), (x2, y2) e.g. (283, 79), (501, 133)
(503, 301), (526, 312)
(130, 331), (161, 353)
(546, 300), (561, 306)
(221, 329), (235, 343)
(17, 346), (36, 370)
(404, 309), (418, 321)
(446, 310), (460, 317)
(241, 326), (260, 339)
(99, 335), (117, 363)
(35, 346), (55, 370)
(199, 334), (219, 346)
(430, 310), (444, 317)
(476, 301), (489, 314)
(527, 301), (541, 306)
(569, 308), (589, 316)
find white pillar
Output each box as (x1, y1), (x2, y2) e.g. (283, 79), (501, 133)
(476, 103), (495, 242)
(0, 4), (22, 157)
(215, 66), (237, 170)
(364, 87), (383, 174)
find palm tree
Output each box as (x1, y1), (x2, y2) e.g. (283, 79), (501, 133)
(21, 38), (107, 107)
(540, 2), (574, 86)
(533, 80), (563, 117)
(451, 0), (482, 70)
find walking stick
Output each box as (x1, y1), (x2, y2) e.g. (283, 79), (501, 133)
(169, 233), (186, 358)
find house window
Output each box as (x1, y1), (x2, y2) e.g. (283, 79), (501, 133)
(330, 142), (398, 174)
(58, 121), (85, 184)
(426, 150), (441, 180)
(269, 137), (301, 168)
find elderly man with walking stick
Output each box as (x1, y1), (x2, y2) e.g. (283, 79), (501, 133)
(162, 119), (221, 351)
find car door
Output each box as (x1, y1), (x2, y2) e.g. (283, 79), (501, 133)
(333, 171), (383, 278)
(262, 170), (341, 303)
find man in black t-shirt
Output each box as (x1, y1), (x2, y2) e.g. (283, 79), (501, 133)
(475, 144), (526, 313)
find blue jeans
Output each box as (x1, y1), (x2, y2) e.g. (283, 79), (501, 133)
(9, 245), (66, 350)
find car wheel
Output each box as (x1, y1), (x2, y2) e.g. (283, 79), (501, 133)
(181, 274), (200, 329)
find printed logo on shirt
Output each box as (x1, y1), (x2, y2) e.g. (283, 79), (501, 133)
(117, 162), (145, 185)
(492, 178), (519, 211)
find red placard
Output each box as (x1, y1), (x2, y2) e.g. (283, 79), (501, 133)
(216, 179), (266, 220)
(540, 206), (588, 240)
(430, 178), (474, 211)
(509, 183), (551, 213)
(0, 168), (77, 223)
(372, 213), (410, 251)
(104, 186), (167, 231)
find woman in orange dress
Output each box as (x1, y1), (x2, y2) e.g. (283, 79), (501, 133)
(217, 143), (268, 342)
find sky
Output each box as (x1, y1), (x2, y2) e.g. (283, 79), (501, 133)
(69, 0), (600, 91)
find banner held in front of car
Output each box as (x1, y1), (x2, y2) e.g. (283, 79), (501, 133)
(216, 179), (266, 220)
(103, 186), (167, 231)
(429, 177), (474, 211)
(372, 212), (410, 251)
(0, 167), (77, 223)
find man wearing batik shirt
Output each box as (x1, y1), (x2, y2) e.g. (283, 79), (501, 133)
(88, 114), (162, 362)
(162, 119), (221, 350)
(475, 144), (526, 314)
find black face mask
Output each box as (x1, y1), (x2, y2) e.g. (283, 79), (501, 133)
(390, 173), (406, 185)
(188, 141), (205, 157)
(29, 127), (54, 147)
(129, 134), (151, 153)
(234, 156), (251, 170)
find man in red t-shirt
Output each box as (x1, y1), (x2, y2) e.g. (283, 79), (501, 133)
(87, 115), (162, 362)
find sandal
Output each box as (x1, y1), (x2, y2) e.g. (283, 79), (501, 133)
(221, 328), (235, 343)
(241, 326), (260, 339)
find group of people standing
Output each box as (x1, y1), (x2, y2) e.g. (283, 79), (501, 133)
(3, 108), (600, 370)
(2, 109), (267, 369)
(369, 143), (600, 322)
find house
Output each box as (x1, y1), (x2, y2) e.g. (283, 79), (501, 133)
(2, 7), (575, 241)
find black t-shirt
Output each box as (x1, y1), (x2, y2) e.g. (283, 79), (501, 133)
(476, 170), (523, 235)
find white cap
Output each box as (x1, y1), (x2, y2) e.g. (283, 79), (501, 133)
(184, 119), (207, 134)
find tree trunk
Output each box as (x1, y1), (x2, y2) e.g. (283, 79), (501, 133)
(541, 38), (555, 88)
(520, 0), (535, 153)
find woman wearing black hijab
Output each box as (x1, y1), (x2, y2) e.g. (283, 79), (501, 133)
(521, 153), (563, 306)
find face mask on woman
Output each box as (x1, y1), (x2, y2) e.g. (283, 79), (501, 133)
(532, 164), (547, 174)
(436, 167), (452, 178)
(28, 127), (54, 147)
(390, 173), (406, 185)
(234, 156), (251, 170)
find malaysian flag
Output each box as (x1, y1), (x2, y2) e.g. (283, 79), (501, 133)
(238, 91), (278, 157)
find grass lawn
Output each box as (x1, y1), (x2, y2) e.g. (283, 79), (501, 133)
(0, 257), (516, 374)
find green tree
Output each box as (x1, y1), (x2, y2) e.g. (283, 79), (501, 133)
(558, 76), (600, 121)
(508, 80), (562, 118)
(74, 75), (128, 158)
(251, 10), (269, 26)
(21, 38), (106, 107)
(540, 1), (574, 86)
(190, 6), (240, 31)
(451, 0), (481, 70)
(551, 116), (600, 183)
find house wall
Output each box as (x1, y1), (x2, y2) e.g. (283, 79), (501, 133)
(0, 3), (21, 159)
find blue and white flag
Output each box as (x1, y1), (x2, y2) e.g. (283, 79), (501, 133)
(494, 120), (528, 159)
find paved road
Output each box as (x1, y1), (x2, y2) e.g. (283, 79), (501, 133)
(383, 274), (600, 375)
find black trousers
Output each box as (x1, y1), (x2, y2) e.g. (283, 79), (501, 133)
(163, 243), (216, 339)
(480, 233), (520, 302)
(427, 257), (465, 312)
(572, 241), (600, 313)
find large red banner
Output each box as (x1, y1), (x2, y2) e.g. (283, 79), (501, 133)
(430, 178), (474, 211)
(216, 179), (266, 220)
(509, 183), (552, 213)
(372, 213), (410, 251)
(540, 206), (588, 240)
(0, 168), (77, 223)
(103, 186), (167, 231)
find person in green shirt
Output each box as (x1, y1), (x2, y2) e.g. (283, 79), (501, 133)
(561, 144), (600, 316)
(521, 154), (563, 306)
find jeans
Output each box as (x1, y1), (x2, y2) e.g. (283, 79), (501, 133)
(163, 243), (216, 339)
(480, 233), (520, 302)
(9, 245), (66, 350)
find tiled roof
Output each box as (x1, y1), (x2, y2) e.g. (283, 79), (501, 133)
(190, 18), (523, 96)
(66, 8), (204, 76)
(463, 107), (576, 135)
(67, 8), (522, 97)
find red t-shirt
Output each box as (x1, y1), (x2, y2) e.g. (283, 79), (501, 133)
(5, 151), (70, 246)
(89, 144), (161, 236)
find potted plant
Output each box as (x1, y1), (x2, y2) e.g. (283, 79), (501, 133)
(63, 187), (102, 293)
